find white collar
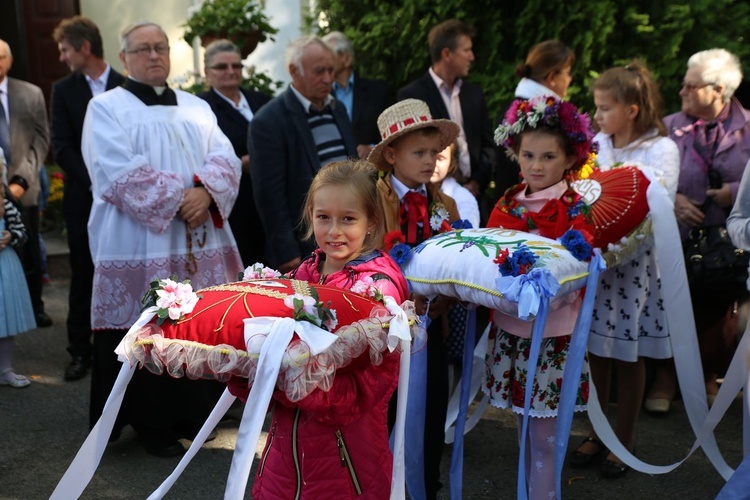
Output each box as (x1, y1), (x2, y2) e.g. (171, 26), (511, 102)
(514, 77), (560, 100)
(391, 174), (427, 201)
(429, 66), (462, 94)
(84, 64), (111, 87)
(290, 84), (334, 113)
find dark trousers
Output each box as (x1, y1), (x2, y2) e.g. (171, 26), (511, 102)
(91, 329), (225, 439)
(18, 205), (44, 314)
(64, 207), (94, 359)
(424, 319), (449, 499)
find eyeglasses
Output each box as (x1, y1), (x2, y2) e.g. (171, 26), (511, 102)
(125, 45), (170, 57)
(209, 63), (243, 71)
(681, 80), (713, 92)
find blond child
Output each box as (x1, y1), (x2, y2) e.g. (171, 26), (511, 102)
(368, 98), (460, 498)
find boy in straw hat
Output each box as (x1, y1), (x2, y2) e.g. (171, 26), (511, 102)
(368, 98), (460, 498)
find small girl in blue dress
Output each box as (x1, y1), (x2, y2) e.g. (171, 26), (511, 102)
(0, 185), (37, 387)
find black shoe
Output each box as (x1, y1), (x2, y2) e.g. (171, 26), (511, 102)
(35, 312), (53, 328)
(568, 436), (607, 468)
(140, 435), (185, 458)
(64, 356), (91, 381)
(601, 456), (630, 479)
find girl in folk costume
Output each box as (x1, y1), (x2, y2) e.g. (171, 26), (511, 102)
(367, 99), (460, 498)
(0, 185), (37, 387)
(250, 160), (410, 499)
(485, 95), (597, 499)
(568, 62), (680, 478)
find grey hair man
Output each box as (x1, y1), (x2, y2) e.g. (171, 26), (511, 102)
(248, 35), (357, 273)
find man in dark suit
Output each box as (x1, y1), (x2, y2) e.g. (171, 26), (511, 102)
(398, 19), (496, 201)
(322, 31), (394, 159)
(50, 16), (125, 381)
(248, 35), (357, 273)
(198, 39), (271, 267)
(0, 39), (51, 329)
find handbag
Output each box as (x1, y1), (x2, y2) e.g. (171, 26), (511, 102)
(682, 168), (749, 296)
(683, 224), (749, 293)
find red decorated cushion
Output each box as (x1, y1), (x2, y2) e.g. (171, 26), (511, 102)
(156, 279), (381, 349)
(571, 166), (651, 249)
(116, 279), (412, 401)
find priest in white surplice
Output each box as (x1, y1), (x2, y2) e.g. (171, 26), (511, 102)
(82, 21), (243, 457)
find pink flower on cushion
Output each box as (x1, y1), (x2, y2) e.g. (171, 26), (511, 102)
(155, 278), (199, 320)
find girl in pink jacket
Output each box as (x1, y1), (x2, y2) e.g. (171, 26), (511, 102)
(251, 160), (409, 499)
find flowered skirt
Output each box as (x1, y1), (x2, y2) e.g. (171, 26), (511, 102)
(483, 325), (589, 418)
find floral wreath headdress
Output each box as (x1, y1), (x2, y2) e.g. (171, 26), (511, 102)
(494, 95), (597, 171)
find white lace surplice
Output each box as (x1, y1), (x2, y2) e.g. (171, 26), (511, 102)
(82, 87), (243, 330)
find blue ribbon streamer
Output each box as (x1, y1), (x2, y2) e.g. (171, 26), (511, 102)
(553, 251), (605, 498)
(449, 307), (477, 499)
(404, 314), (430, 500)
(517, 296), (551, 499)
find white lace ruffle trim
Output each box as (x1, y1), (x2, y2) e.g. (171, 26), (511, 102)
(117, 301), (418, 402)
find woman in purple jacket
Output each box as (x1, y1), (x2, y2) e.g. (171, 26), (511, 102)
(647, 48), (750, 413)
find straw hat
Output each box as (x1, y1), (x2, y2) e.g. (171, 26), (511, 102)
(367, 99), (460, 171)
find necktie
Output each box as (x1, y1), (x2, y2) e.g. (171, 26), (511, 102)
(400, 191), (430, 244)
(0, 91), (11, 167)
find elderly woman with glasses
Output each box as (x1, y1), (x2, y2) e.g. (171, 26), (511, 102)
(198, 39), (271, 266)
(647, 48), (750, 414)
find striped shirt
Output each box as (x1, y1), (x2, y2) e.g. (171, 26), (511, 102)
(308, 106), (348, 166)
(289, 85), (348, 168)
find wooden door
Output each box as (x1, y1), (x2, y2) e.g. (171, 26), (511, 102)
(21, 0), (80, 105)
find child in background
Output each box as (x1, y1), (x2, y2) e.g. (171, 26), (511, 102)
(485, 95), (596, 499)
(0, 185), (37, 388)
(431, 142), (480, 228)
(569, 62), (680, 478)
(368, 98), (460, 498)
(251, 160), (410, 499)
(431, 143), (481, 369)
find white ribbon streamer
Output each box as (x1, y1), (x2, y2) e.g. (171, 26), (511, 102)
(589, 170), (733, 479)
(224, 316), (338, 499)
(50, 363), (135, 499)
(51, 306), (158, 499)
(147, 389), (237, 499)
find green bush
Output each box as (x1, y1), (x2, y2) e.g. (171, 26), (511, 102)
(315, 0), (750, 118)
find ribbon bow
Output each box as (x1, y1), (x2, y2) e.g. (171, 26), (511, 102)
(495, 268), (561, 320)
(400, 191), (430, 244)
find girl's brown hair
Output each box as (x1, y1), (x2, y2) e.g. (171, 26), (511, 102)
(516, 40), (576, 83)
(302, 160), (384, 253)
(592, 61), (666, 136)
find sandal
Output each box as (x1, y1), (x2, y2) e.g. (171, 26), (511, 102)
(568, 436), (606, 469)
(0, 369), (30, 388)
(601, 450), (633, 479)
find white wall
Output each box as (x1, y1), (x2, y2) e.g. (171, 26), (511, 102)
(80, 0), (196, 81)
(81, 0), (309, 92)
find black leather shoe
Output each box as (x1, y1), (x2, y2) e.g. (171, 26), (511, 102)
(35, 312), (53, 328)
(64, 356), (91, 381)
(141, 435), (185, 458)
